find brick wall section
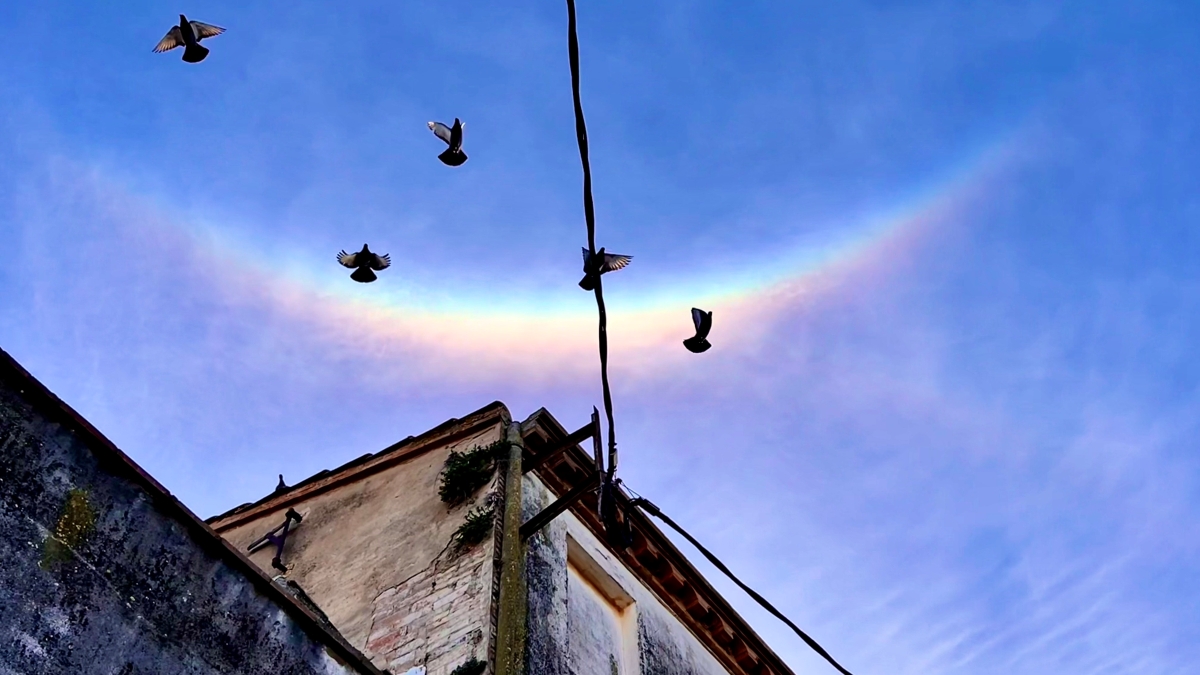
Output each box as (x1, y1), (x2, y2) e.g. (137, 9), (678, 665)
(365, 489), (500, 675)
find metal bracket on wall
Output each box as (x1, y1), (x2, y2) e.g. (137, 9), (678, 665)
(247, 507), (303, 573)
(519, 469), (601, 542)
(522, 408), (600, 475)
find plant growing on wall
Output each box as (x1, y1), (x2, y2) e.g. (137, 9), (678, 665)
(438, 440), (508, 506)
(452, 505), (495, 551)
(449, 657), (486, 675)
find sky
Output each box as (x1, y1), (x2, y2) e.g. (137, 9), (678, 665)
(1, 1), (1198, 673)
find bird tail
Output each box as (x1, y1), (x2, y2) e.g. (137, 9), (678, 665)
(182, 44), (210, 63)
(438, 149), (468, 166)
(351, 267), (378, 283)
(579, 274), (596, 291)
(683, 338), (711, 353)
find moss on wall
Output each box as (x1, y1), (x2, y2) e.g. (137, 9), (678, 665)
(40, 487), (97, 568)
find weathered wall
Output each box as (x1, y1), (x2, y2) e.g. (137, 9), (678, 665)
(0, 366), (371, 675)
(522, 474), (570, 675)
(523, 476), (734, 675)
(364, 515), (493, 674)
(214, 423), (506, 674)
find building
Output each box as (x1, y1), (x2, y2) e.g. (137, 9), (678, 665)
(209, 404), (795, 675)
(0, 348), (382, 675)
(0, 345), (794, 675)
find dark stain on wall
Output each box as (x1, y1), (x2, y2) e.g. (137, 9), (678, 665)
(522, 477), (570, 675)
(638, 611), (700, 675)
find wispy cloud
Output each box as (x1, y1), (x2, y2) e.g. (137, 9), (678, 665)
(1, 3), (1198, 674)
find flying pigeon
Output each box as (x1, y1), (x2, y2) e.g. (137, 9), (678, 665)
(153, 15), (225, 63)
(428, 119), (468, 166)
(579, 247), (632, 291)
(337, 244), (391, 283)
(683, 308), (713, 353)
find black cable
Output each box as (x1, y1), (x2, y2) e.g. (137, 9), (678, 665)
(565, 8), (853, 671)
(565, 0), (618, 471)
(565, 5), (850, 671)
(630, 497), (857, 675)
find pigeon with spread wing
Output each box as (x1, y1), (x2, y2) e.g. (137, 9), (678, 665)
(428, 118), (468, 166)
(683, 308), (713, 353)
(337, 244), (391, 283)
(153, 15), (225, 63)
(579, 247), (632, 291)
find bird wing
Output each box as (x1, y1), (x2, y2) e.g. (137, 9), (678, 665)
(153, 27), (184, 53)
(369, 253), (391, 271)
(600, 253), (632, 273)
(189, 21), (226, 40)
(581, 247), (592, 264)
(692, 308), (712, 337)
(337, 250), (358, 268)
(428, 121), (453, 145)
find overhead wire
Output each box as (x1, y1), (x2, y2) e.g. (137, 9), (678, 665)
(565, 0), (618, 476)
(561, 5), (854, 672)
(629, 496), (857, 675)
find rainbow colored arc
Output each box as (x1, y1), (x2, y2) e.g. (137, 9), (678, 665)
(102, 134), (1018, 383)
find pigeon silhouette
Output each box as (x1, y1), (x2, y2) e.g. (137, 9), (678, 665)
(579, 247), (632, 291)
(153, 15), (225, 63)
(428, 119), (468, 166)
(683, 308), (713, 353)
(337, 244), (391, 283)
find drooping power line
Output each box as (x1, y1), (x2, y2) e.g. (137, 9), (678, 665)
(560, 8), (853, 671)
(630, 497), (857, 675)
(565, 0), (618, 476)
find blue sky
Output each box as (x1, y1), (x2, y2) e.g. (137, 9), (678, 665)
(2, 1), (1199, 673)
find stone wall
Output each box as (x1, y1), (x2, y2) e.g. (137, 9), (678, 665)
(0, 353), (377, 675)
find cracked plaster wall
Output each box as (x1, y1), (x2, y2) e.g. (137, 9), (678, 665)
(214, 425), (505, 674)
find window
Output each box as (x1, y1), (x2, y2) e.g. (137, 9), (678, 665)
(566, 536), (637, 675)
